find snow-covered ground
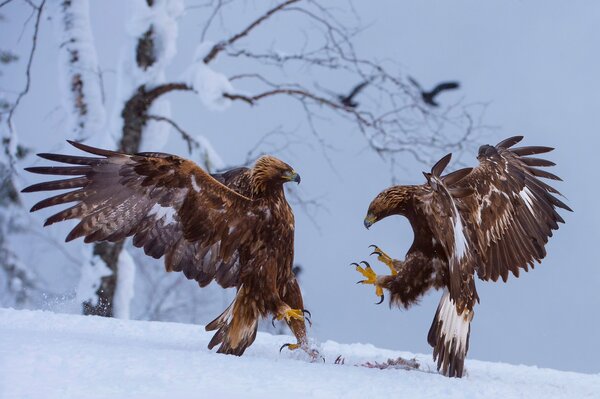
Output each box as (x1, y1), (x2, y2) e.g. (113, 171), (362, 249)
(0, 309), (598, 399)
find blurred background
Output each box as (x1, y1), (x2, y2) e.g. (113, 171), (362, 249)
(0, 0), (598, 374)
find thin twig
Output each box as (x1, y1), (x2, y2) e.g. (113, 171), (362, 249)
(7, 0), (45, 133)
(203, 0), (302, 64)
(147, 114), (198, 154)
(0, 0), (18, 9)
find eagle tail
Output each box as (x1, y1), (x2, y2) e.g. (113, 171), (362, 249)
(206, 293), (258, 356)
(427, 290), (474, 378)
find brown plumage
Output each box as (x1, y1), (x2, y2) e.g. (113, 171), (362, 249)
(23, 140), (310, 356)
(358, 136), (571, 377)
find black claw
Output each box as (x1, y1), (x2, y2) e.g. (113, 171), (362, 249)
(370, 250), (382, 257)
(356, 280), (365, 285)
(271, 316), (277, 328)
(302, 309), (312, 319)
(350, 262), (360, 268)
(280, 343), (291, 353)
(375, 294), (385, 305)
(359, 261), (371, 268)
(368, 244), (378, 249)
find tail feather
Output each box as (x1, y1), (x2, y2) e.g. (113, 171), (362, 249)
(427, 290), (473, 378)
(206, 294), (258, 356)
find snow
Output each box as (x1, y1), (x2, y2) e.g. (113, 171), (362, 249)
(51, 0), (108, 143)
(126, 0), (184, 84)
(194, 134), (225, 171)
(113, 248), (135, 320)
(184, 42), (235, 111)
(0, 308), (598, 399)
(113, 0), (185, 151)
(75, 254), (112, 306)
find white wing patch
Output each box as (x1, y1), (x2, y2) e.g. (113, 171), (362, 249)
(148, 203), (177, 225)
(191, 175), (202, 192)
(452, 213), (468, 261)
(447, 194), (468, 262)
(519, 186), (535, 213)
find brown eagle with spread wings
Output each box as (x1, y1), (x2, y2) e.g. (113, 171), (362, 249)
(354, 136), (571, 377)
(23, 141), (313, 356)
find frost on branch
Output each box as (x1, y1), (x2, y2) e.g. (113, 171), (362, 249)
(184, 42), (234, 111)
(52, 0), (107, 142)
(114, 0), (185, 153)
(127, 0), (184, 82)
(76, 254), (112, 308)
(113, 249), (136, 320)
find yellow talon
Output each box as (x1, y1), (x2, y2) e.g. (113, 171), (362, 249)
(280, 343), (300, 352)
(352, 261), (385, 304)
(277, 308), (304, 323)
(369, 245), (398, 276)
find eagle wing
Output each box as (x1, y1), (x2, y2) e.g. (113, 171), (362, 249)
(23, 141), (266, 289)
(430, 81), (460, 97)
(457, 136), (572, 282)
(415, 154), (478, 313)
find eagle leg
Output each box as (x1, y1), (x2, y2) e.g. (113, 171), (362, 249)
(352, 261), (385, 304)
(369, 245), (398, 275)
(279, 342), (323, 362)
(273, 306), (306, 324)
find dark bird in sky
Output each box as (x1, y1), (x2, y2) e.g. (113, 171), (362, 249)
(22, 141), (314, 357)
(354, 136), (571, 377)
(408, 77), (460, 107)
(338, 80), (370, 108)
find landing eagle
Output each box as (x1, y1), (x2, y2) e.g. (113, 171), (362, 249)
(23, 141), (311, 356)
(355, 136), (571, 377)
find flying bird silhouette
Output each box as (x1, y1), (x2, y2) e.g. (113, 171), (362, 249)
(408, 77), (460, 107)
(338, 80), (370, 108)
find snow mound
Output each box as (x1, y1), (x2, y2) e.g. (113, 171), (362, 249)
(0, 308), (598, 399)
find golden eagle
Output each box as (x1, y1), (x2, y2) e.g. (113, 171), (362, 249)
(23, 141), (312, 356)
(355, 136), (571, 377)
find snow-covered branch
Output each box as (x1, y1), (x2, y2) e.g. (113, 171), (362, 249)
(52, 0), (107, 142)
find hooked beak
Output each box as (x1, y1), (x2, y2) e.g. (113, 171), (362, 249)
(364, 213), (376, 229)
(284, 171), (301, 184)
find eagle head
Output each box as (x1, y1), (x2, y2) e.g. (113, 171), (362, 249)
(251, 156), (300, 194)
(364, 186), (411, 229)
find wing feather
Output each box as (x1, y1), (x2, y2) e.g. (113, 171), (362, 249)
(23, 141), (262, 289)
(457, 138), (571, 282)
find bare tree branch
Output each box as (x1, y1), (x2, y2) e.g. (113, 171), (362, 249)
(147, 114), (197, 154)
(6, 0), (45, 135)
(203, 0), (302, 64)
(0, 0), (18, 9)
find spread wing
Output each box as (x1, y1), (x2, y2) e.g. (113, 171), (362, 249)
(458, 136), (572, 282)
(346, 80), (369, 99)
(416, 154), (478, 313)
(430, 81), (460, 97)
(23, 141), (266, 288)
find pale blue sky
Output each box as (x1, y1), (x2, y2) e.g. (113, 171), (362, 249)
(2, 1), (598, 373)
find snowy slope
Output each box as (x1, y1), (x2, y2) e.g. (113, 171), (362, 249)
(0, 309), (597, 399)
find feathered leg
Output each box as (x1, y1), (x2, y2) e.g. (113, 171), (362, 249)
(206, 285), (259, 356)
(427, 290), (474, 378)
(277, 278), (319, 359)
